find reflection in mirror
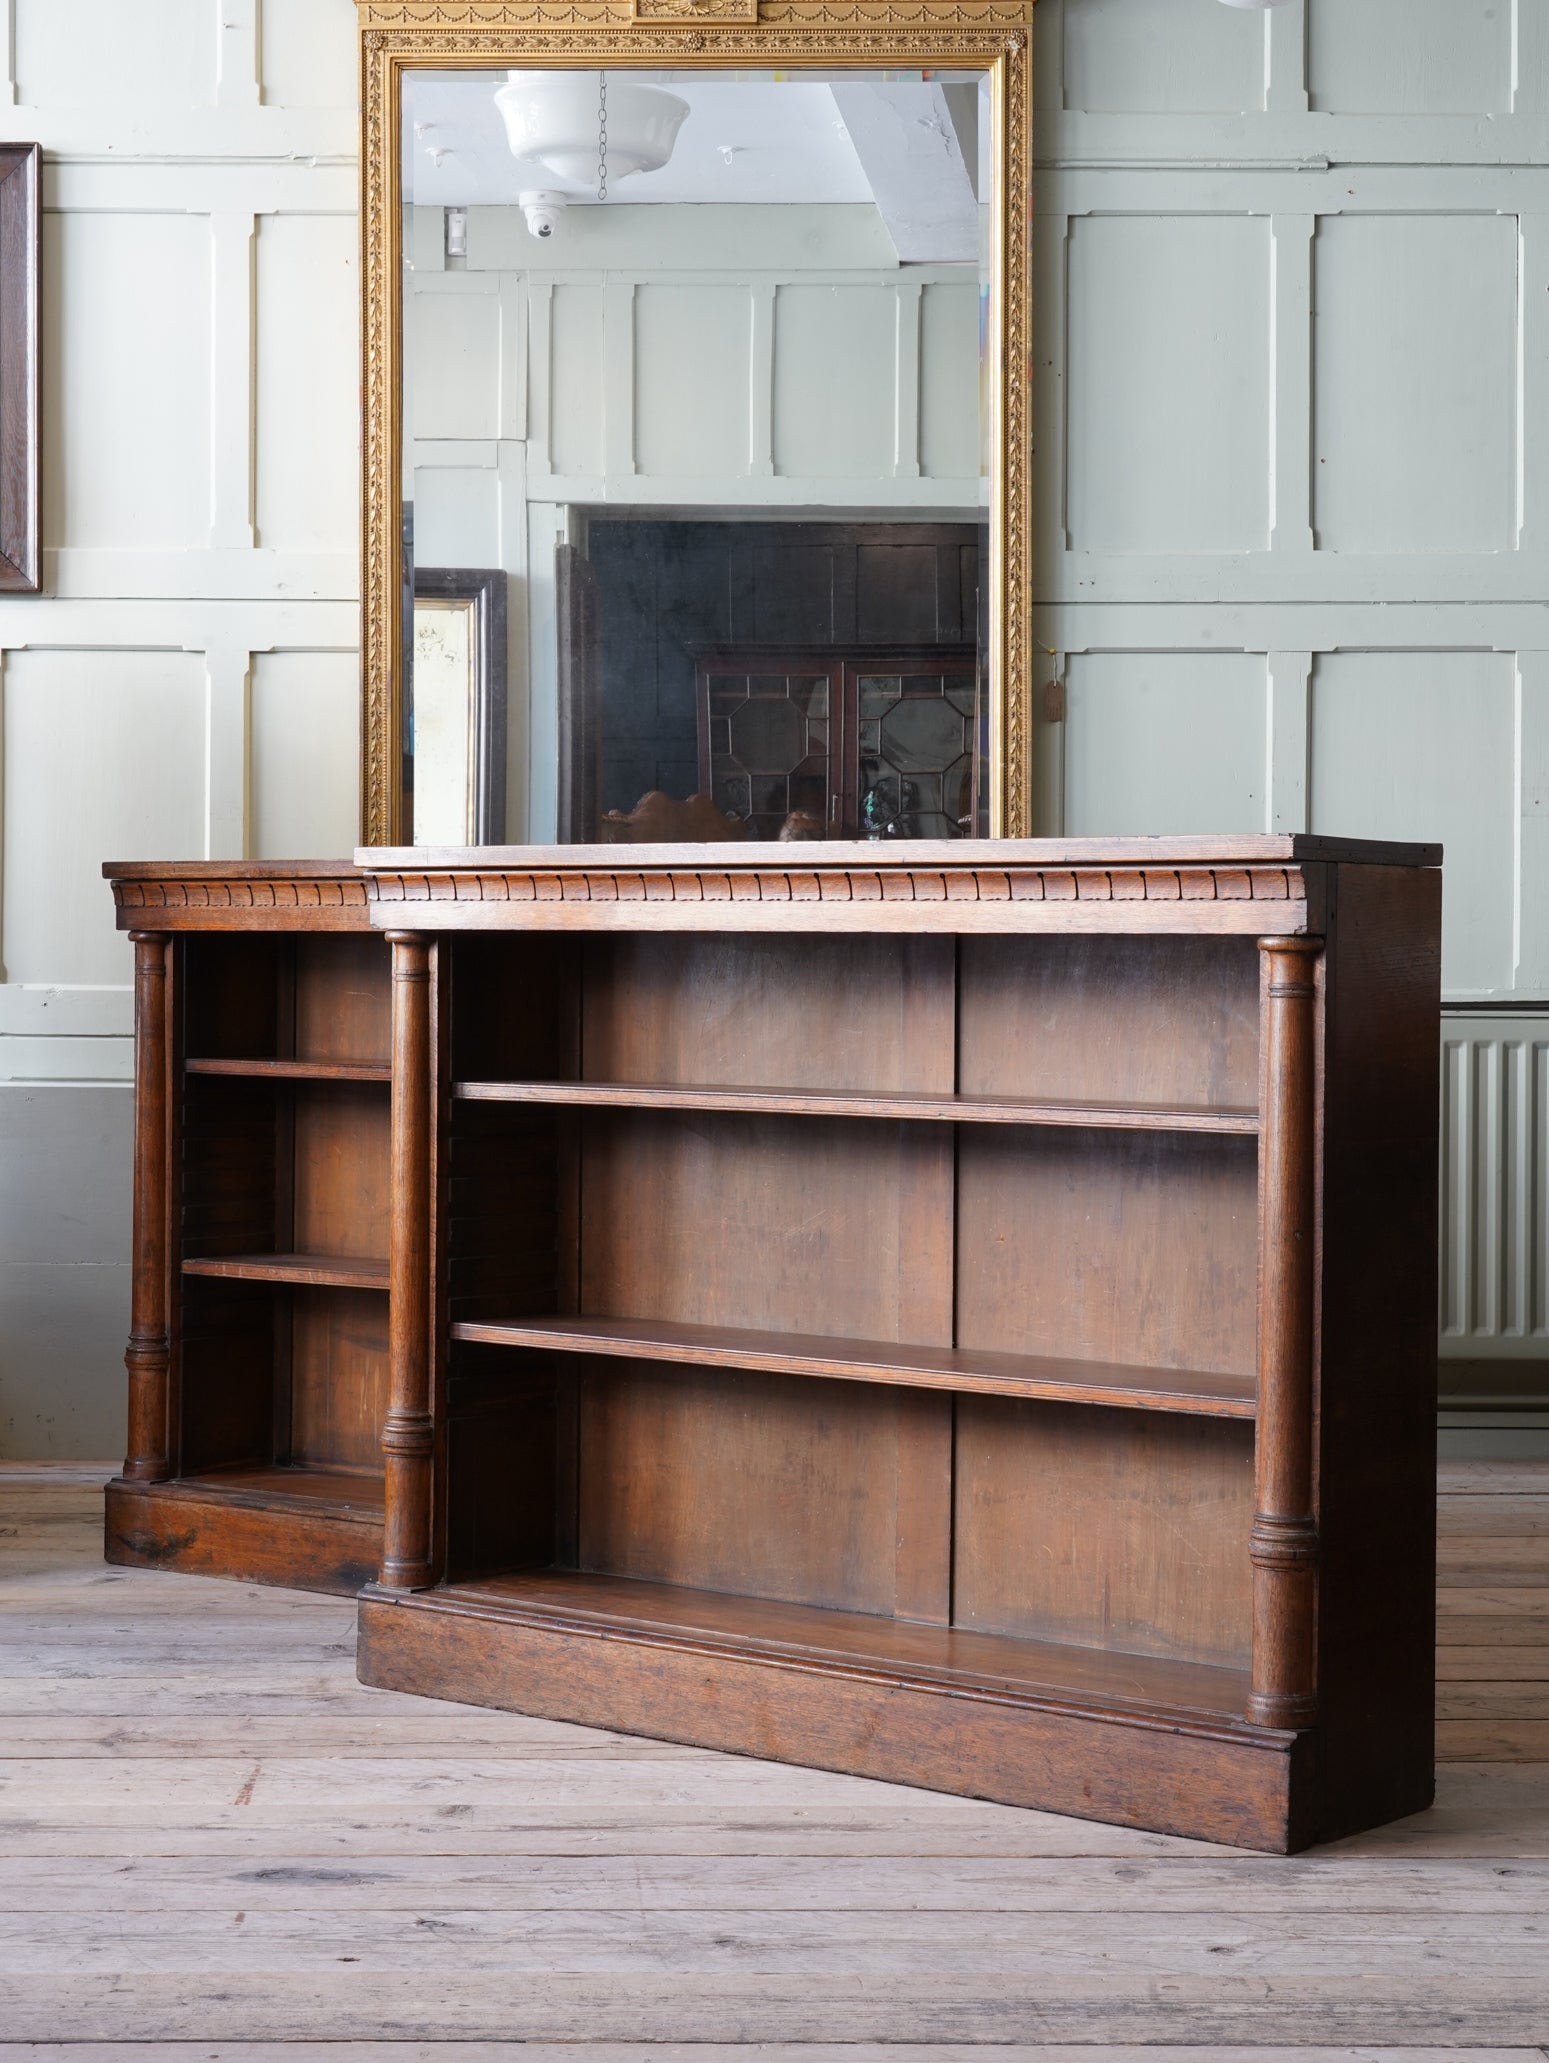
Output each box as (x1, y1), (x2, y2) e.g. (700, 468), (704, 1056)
(402, 65), (993, 843)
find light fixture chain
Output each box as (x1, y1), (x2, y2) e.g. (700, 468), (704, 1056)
(597, 71), (608, 203)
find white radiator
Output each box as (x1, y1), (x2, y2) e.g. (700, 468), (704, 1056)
(1439, 1014), (1549, 1361)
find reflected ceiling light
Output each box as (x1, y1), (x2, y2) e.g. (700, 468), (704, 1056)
(1218, 0), (1291, 7)
(494, 72), (689, 192)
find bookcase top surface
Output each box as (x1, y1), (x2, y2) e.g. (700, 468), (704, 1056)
(361, 834), (1441, 871)
(354, 835), (1438, 936)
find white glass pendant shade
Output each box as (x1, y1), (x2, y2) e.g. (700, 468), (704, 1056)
(494, 74), (690, 188)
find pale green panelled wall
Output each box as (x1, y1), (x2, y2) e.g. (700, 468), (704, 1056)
(1032, 0), (1549, 1388)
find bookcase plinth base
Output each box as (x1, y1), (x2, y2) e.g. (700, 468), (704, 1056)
(359, 1576), (1328, 1853)
(106, 1475), (382, 1597)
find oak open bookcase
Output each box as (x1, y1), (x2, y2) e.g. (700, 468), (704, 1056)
(351, 836), (1441, 1854)
(102, 864), (392, 1594)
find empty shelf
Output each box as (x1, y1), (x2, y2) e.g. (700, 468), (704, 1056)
(454, 1079), (1259, 1134)
(183, 1253), (389, 1290)
(450, 1313), (1256, 1418)
(176, 1465), (386, 1520)
(186, 1058), (390, 1082)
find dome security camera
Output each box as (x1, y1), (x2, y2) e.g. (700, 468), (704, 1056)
(519, 190), (567, 240)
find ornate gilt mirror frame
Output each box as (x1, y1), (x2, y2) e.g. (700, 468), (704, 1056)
(356, 0), (1035, 843)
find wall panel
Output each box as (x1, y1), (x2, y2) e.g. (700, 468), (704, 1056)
(634, 285), (751, 480)
(15, 0), (215, 111)
(410, 289), (502, 444)
(256, 214), (359, 550)
(919, 281), (980, 480)
(43, 213), (212, 551)
(1312, 215), (1517, 554)
(548, 285), (606, 478)
(773, 284), (897, 481)
(250, 651), (360, 859)
(1063, 653), (1265, 835)
(1, 650), (206, 986)
(1062, 0), (1265, 116)
(260, 0), (357, 109)
(1307, 0), (1511, 116)
(1066, 215), (1270, 553)
(1309, 651), (1516, 996)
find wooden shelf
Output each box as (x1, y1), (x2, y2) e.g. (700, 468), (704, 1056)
(429, 1569), (1253, 1726)
(454, 1078), (1259, 1134)
(187, 1058), (390, 1083)
(177, 1465), (386, 1521)
(183, 1253), (390, 1290)
(450, 1312), (1257, 1418)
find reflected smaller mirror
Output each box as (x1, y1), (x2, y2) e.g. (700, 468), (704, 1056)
(400, 61), (996, 844)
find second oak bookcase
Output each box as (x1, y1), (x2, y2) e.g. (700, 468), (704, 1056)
(102, 862), (392, 1593)
(353, 836), (1441, 1853)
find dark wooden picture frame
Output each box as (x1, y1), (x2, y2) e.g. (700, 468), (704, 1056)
(0, 144), (40, 594)
(412, 567), (508, 844)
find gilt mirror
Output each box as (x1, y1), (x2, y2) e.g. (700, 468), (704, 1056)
(357, 3), (1033, 845)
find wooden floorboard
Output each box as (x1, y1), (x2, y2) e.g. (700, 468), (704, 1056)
(2, 1461), (1548, 2048)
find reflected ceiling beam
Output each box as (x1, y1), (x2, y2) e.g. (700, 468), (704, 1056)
(827, 83), (979, 265)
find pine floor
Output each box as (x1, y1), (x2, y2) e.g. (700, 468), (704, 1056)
(1, 1459), (1547, 2056)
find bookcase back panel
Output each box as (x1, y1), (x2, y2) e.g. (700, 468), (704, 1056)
(294, 934), (391, 1065)
(579, 934), (954, 1094)
(452, 934), (579, 1083)
(289, 1286), (389, 1474)
(577, 1361), (950, 1618)
(292, 1086), (390, 1261)
(958, 937), (1259, 1110)
(579, 1111), (954, 1346)
(182, 1077), (278, 1256)
(446, 1352), (562, 1582)
(955, 1129), (1258, 1377)
(449, 1105), (566, 1323)
(179, 1278), (276, 1474)
(953, 1397), (1255, 1670)
(182, 935), (283, 1061)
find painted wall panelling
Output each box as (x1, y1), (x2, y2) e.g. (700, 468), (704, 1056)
(1035, 0), (1549, 1381)
(0, 0), (360, 1455)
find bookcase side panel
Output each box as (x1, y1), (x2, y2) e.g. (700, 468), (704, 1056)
(1315, 860), (1442, 1840)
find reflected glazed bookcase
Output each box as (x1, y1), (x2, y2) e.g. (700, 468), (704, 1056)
(352, 836), (1441, 1854)
(102, 863), (394, 1593)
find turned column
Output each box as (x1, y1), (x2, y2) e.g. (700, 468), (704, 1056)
(381, 930), (435, 1588)
(1248, 936), (1321, 1730)
(122, 931), (174, 1483)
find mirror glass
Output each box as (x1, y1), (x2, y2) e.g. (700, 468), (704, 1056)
(402, 64), (994, 844)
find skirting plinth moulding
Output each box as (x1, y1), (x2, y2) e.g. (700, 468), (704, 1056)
(353, 0), (1035, 844)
